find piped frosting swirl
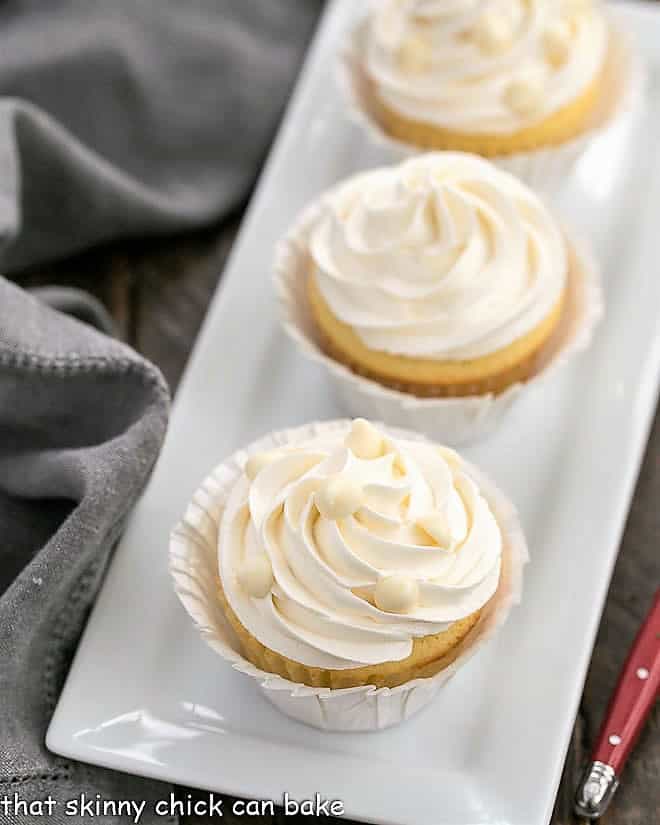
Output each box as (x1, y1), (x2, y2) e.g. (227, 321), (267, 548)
(219, 420), (502, 669)
(364, 0), (609, 133)
(309, 152), (567, 360)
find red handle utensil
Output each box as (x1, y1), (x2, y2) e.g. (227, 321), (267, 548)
(575, 588), (660, 819)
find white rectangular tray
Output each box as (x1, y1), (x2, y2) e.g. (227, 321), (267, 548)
(48, 3), (660, 824)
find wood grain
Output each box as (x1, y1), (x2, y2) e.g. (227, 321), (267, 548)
(12, 219), (659, 824)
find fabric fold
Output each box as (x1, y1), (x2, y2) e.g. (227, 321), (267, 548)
(0, 276), (171, 824)
(0, 0), (323, 272)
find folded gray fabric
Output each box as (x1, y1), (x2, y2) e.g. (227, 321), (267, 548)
(0, 277), (170, 823)
(0, 0), (323, 272)
(28, 286), (117, 336)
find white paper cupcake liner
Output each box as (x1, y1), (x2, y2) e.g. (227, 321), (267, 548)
(339, 14), (645, 196)
(170, 420), (529, 732)
(274, 197), (603, 446)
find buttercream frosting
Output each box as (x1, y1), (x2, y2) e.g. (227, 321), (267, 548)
(363, 0), (609, 133)
(309, 152), (567, 360)
(219, 420), (502, 670)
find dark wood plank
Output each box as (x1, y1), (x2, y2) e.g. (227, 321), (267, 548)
(15, 245), (134, 339)
(11, 220), (660, 824)
(129, 217), (241, 391)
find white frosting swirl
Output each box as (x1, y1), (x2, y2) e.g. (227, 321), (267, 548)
(364, 0), (609, 133)
(310, 152), (567, 360)
(219, 422), (502, 670)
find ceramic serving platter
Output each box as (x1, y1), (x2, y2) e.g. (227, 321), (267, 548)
(48, 3), (660, 824)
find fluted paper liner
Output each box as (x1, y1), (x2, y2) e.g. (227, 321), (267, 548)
(170, 420), (529, 732)
(274, 196), (603, 445)
(339, 15), (644, 195)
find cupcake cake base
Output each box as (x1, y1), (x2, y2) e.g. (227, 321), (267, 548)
(217, 573), (482, 689)
(370, 65), (606, 157)
(307, 272), (566, 399)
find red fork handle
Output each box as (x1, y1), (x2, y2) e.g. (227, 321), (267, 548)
(575, 588), (660, 818)
(592, 588), (660, 772)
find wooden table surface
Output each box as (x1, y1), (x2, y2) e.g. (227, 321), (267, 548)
(14, 215), (659, 824)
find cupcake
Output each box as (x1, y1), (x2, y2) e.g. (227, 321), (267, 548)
(345, 0), (638, 188)
(171, 420), (527, 730)
(363, 0), (610, 154)
(276, 152), (603, 443)
(304, 152), (569, 399)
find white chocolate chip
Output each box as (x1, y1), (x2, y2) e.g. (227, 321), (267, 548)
(345, 419), (383, 460)
(544, 21), (572, 67)
(398, 33), (432, 73)
(417, 512), (453, 547)
(504, 75), (545, 116)
(374, 575), (419, 613)
(245, 451), (280, 481)
(237, 555), (274, 598)
(315, 476), (364, 520)
(473, 11), (512, 55)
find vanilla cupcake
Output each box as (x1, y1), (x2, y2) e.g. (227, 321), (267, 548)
(276, 153), (603, 443)
(345, 0), (636, 187)
(304, 152), (570, 398)
(173, 420), (523, 699)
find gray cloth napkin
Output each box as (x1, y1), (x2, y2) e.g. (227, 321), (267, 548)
(0, 0), (323, 272)
(0, 277), (170, 824)
(0, 1), (322, 822)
